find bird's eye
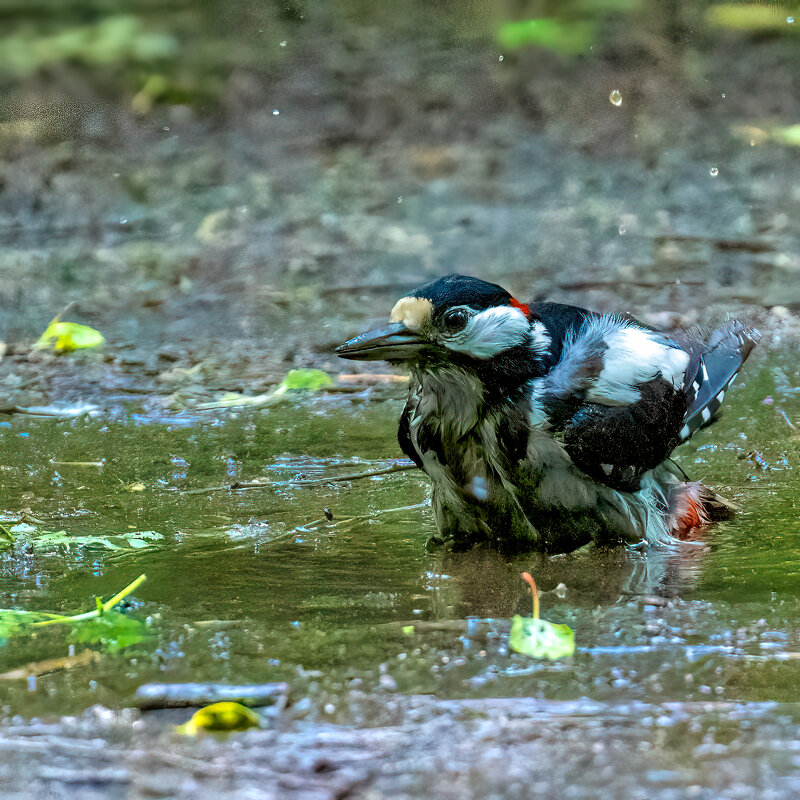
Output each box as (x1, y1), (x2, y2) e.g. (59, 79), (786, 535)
(442, 308), (470, 333)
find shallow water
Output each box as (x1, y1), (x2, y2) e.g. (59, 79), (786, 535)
(0, 348), (798, 721)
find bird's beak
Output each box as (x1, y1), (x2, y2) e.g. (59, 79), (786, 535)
(336, 322), (425, 361)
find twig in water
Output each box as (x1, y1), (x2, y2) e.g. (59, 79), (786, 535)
(0, 650), (99, 681)
(284, 462), (417, 488)
(295, 499), (430, 532)
(179, 461), (418, 496)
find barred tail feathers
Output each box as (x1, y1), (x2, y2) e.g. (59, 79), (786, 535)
(679, 321), (759, 442)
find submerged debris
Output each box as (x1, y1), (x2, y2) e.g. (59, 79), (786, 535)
(136, 681), (289, 709)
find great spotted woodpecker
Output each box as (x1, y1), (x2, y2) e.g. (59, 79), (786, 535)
(337, 275), (758, 553)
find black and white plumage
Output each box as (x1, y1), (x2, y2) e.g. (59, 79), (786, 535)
(337, 275), (758, 554)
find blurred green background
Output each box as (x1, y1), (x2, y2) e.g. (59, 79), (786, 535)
(0, 0), (798, 399)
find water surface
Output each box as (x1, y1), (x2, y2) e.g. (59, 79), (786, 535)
(0, 349), (798, 721)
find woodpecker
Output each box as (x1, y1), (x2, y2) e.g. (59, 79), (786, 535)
(337, 275), (758, 554)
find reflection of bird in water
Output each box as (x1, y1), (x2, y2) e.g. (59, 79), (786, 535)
(425, 543), (707, 622)
(339, 274), (757, 554)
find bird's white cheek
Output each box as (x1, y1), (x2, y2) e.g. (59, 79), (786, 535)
(445, 307), (531, 359)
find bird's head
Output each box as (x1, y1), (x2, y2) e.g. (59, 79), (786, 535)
(337, 275), (550, 378)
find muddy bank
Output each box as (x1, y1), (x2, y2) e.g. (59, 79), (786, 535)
(2, 696), (799, 800)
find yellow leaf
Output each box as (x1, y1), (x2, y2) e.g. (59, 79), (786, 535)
(35, 317), (105, 353)
(175, 702), (261, 736)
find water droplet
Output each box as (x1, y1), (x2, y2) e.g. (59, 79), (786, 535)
(498, 54), (504, 61)
(788, 16), (795, 24)
(272, 108), (280, 116)
(609, 89), (622, 107)
(280, 40), (287, 47)
(709, 166), (719, 177)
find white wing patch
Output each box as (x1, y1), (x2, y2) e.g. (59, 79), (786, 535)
(585, 323), (689, 406)
(444, 306), (532, 360)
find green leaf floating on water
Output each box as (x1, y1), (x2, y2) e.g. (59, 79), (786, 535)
(509, 615), (575, 660)
(34, 316), (105, 353)
(509, 572), (575, 660)
(67, 613), (149, 654)
(8, 524), (164, 553)
(0, 574), (148, 652)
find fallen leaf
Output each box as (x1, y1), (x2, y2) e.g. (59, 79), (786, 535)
(175, 702), (261, 736)
(278, 368), (333, 391)
(706, 3), (796, 31)
(197, 369), (333, 410)
(34, 317), (105, 353)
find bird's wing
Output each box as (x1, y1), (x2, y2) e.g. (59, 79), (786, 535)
(530, 314), (693, 491)
(676, 320), (759, 441)
(398, 392), (425, 470)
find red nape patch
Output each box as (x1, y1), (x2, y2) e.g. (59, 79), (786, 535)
(509, 298), (530, 316)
